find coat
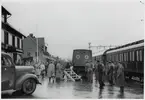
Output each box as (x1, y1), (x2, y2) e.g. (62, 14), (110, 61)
(85, 62), (93, 81)
(116, 63), (125, 87)
(95, 63), (105, 82)
(56, 63), (62, 78)
(34, 63), (41, 76)
(47, 63), (55, 78)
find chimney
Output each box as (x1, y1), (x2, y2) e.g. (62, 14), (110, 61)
(29, 33), (33, 37)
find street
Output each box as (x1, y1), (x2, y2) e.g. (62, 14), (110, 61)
(2, 75), (143, 99)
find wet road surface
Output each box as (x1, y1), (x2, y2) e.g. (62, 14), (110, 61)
(2, 75), (143, 99)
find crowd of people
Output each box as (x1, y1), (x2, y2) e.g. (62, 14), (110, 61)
(85, 60), (125, 93)
(30, 58), (125, 92)
(33, 60), (64, 83)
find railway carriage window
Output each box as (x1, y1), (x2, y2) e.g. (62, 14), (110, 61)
(126, 53), (128, 61)
(136, 51), (139, 61)
(132, 51), (134, 61)
(140, 50), (142, 61)
(116, 54), (118, 61)
(130, 52), (132, 61)
(124, 53), (126, 61)
(120, 54), (121, 61)
(121, 53), (124, 61)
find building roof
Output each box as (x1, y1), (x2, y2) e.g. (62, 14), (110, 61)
(2, 22), (26, 38)
(2, 6), (11, 15)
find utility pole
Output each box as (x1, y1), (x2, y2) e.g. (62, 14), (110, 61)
(88, 42), (91, 50)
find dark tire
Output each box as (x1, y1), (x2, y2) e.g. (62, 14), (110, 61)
(21, 78), (36, 95)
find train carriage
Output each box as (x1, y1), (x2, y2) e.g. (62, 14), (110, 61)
(94, 39), (144, 80)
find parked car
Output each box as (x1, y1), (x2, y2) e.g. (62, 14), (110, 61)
(1, 52), (41, 95)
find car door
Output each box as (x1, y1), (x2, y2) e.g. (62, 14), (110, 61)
(1, 54), (15, 90)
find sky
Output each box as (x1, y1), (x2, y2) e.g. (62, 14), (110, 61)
(2, 0), (144, 60)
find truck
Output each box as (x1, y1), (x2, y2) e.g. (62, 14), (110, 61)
(72, 49), (92, 79)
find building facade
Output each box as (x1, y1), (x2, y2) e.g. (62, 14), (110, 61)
(1, 6), (26, 64)
(22, 34), (50, 64)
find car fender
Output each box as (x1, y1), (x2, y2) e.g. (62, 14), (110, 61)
(14, 73), (41, 90)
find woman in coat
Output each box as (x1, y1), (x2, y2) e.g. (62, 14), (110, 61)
(55, 61), (62, 82)
(47, 61), (55, 83)
(116, 62), (125, 93)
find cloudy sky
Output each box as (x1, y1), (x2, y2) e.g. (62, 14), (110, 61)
(2, 0), (144, 59)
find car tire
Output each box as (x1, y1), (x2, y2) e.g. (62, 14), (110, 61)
(21, 78), (36, 95)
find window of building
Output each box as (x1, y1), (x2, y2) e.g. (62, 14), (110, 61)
(12, 35), (15, 47)
(17, 38), (20, 49)
(1, 29), (4, 43)
(20, 39), (22, 49)
(2, 15), (4, 22)
(8, 33), (12, 45)
(15, 37), (17, 48)
(4, 31), (8, 44)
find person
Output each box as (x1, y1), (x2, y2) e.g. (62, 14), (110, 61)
(47, 61), (55, 83)
(97, 60), (105, 88)
(116, 62), (125, 93)
(107, 61), (115, 85)
(85, 60), (93, 83)
(34, 61), (41, 78)
(40, 62), (46, 79)
(55, 61), (62, 82)
(70, 64), (73, 76)
(94, 60), (98, 81)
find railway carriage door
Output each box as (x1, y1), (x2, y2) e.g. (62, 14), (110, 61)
(1, 54), (15, 90)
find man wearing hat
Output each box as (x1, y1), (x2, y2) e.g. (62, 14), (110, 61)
(85, 60), (93, 83)
(96, 60), (105, 88)
(107, 61), (115, 85)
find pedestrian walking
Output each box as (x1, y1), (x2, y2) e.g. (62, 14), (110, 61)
(55, 61), (62, 82)
(96, 60), (105, 88)
(85, 60), (93, 83)
(116, 62), (125, 93)
(47, 61), (55, 83)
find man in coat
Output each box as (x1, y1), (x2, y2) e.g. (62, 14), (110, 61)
(96, 60), (105, 88)
(107, 61), (115, 85)
(116, 62), (125, 93)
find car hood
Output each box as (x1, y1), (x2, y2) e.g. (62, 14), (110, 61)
(15, 66), (34, 75)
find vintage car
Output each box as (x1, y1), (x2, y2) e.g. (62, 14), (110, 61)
(1, 52), (41, 95)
